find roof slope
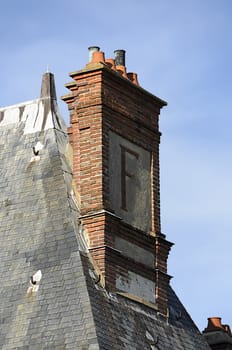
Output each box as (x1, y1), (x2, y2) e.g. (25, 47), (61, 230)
(83, 253), (210, 350)
(0, 73), (210, 349)
(0, 74), (98, 349)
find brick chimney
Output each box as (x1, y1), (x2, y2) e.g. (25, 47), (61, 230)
(62, 47), (173, 316)
(203, 317), (232, 349)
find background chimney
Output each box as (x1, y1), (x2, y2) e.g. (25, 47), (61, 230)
(203, 317), (232, 350)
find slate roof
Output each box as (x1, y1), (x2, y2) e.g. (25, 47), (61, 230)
(0, 73), (210, 349)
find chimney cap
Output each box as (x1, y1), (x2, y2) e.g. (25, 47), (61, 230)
(114, 49), (126, 54)
(88, 46), (100, 51)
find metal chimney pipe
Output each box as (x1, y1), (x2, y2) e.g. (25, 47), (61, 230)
(114, 49), (126, 66)
(88, 46), (100, 62)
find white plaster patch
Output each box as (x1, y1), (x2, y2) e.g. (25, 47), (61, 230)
(27, 284), (39, 294)
(34, 141), (44, 152)
(30, 155), (40, 163)
(0, 107), (20, 125)
(25, 102), (55, 134)
(0, 99), (56, 134)
(116, 271), (155, 304)
(27, 270), (42, 294)
(21, 101), (39, 123)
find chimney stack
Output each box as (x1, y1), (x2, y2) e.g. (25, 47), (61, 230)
(62, 47), (171, 316)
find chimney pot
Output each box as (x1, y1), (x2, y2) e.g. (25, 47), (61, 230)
(127, 72), (139, 86)
(116, 65), (127, 78)
(204, 317), (224, 332)
(114, 49), (126, 66)
(88, 46), (100, 62)
(91, 51), (105, 64)
(105, 58), (116, 70)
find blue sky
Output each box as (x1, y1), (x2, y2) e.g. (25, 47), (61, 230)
(1, 0), (231, 331)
